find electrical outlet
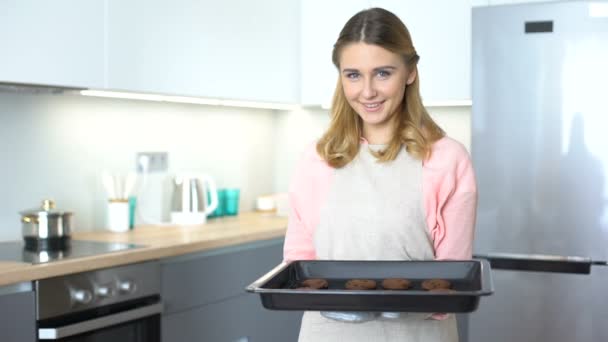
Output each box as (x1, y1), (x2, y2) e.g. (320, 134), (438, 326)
(136, 152), (168, 173)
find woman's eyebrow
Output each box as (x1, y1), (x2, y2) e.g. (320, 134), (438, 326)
(341, 66), (398, 73)
(373, 65), (397, 71)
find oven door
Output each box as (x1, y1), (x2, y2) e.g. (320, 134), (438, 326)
(37, 302), (162, 341)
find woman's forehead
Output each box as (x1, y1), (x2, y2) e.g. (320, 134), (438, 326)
(339, 42), (402, 70)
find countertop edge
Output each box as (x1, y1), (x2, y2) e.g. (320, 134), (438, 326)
(0, 213), (287, 287)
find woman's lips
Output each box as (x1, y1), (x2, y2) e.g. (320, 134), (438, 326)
(360, 101), (384, 113)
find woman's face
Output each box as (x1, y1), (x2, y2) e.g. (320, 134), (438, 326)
(339, 42), (416, 140)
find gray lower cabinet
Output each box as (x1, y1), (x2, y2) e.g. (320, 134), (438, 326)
(0, 283), (36, 342)
(163, 293), (301, 342)
(161, 238), (302, 341)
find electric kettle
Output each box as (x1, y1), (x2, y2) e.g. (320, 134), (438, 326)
(170, 173), (218, 224)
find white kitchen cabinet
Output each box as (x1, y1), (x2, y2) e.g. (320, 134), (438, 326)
(301, 0), (474, 106)
(487, 0), (563, 5)
(300, 0), (370, 106)
(370, 0), (473, 104)
(107, 0), (300, 104)
(0, 0), (105, 88)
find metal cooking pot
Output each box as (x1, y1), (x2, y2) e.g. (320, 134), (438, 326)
(20, 199), (73, 251)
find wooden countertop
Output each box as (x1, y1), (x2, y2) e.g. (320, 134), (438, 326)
(0, 212), (287, 287)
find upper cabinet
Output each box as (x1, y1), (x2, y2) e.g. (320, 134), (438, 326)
(300, 0), (370, 106)
(301, 0), (475, 106)
(106, 0), (300, 103)
(370, 0), (473, 105)
(0, 0), (105, 89)
(5, 0), (555, 106)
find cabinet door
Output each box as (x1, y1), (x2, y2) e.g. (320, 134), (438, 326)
(163, 293), (301, 342)
(161, 238), (285, 314)
(107, 0), (299, 103)
(0, 0), (105, 88)
(370, 0), (473, 103)
(0, 287), (36, 342)
(300, 0), (370, 106)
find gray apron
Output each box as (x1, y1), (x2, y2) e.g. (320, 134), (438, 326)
(298, 146), (458, 342)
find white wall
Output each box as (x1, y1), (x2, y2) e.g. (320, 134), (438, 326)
(0, 92), (277, 241)
(273, 106), (472, 193)
(0, 90), (472, 242)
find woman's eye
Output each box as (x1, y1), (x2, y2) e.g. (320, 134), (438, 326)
(377, 70), (391, 78)
(346, 72), (360, 80)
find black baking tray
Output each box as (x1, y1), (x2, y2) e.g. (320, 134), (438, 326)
(246, 259), (493, 313)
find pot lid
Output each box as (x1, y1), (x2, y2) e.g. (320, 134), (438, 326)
(20, 199), (73, 217)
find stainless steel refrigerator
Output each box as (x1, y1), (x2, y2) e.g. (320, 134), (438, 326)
(470, 2), (608, 341)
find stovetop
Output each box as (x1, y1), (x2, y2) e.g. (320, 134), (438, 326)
(0, 240), (142, 264)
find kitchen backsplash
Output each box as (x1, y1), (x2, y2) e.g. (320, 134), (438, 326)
(0, 92), (471, 241)
(0, 92), (277, 241)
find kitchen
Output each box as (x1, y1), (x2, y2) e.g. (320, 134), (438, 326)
(1, 0), (607, 341)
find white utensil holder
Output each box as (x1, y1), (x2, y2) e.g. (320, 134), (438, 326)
(108, 200), (129, 232)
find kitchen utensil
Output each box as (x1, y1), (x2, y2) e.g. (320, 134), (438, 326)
(246, 259), (494, 313)
(102, 171), (137, 201)
(20, 199), (73, 251)
(170, 173), (218, 224)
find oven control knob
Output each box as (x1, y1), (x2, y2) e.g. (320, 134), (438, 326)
(95, 285), (115, 298)
(71, 289), (93, 305)
(118, 280), (136, 294)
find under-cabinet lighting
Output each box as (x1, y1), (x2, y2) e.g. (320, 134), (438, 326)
(79, 90), (301, 110)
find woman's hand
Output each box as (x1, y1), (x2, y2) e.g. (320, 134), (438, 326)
(425, 313), (450, 320)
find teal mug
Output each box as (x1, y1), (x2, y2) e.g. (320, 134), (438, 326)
(223, 188), (240, 216)
(208, 188), (239, 217)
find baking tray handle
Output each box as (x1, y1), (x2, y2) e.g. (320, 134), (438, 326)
(245, 261), (291, 292)
(474, 252), (607, 274)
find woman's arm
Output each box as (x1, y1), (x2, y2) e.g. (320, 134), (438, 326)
(283, 189), (317, 261)
(283, 144), (334, 261)
(424, 137), (478, 260)
(424, 138), (478, 320)
(433, 153), (477, 260)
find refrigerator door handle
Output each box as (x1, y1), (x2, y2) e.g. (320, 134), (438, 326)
(474, 253), (607, 274)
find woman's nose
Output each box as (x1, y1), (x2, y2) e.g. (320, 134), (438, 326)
(361, 79), (377, 99)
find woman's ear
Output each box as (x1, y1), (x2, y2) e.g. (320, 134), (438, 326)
(406, 68), (417, 85)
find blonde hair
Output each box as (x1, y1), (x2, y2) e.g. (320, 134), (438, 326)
(317, 7), (444, 168)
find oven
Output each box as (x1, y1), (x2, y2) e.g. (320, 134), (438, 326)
(35, 261), (162, 341)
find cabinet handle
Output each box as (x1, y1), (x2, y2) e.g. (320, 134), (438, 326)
(474, 252), (607, 274)
(38, 302), (163, 340)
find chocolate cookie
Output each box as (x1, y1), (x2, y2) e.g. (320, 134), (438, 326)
(345, 279), (377, 290)
(381, 278), (411, 290)
(421, 279), (451, 291)
(300, 278), (329, 289)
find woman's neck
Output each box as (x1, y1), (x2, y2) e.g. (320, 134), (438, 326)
(362, 122), (395, 144)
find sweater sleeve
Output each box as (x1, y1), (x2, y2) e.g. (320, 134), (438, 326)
(423, 137), (478, 260)
(283, 144), (333, 261)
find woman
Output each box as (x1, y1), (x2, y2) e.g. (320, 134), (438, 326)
(284, 7), (477, 342)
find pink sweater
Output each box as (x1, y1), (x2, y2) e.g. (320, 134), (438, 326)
(284, 136), (477, 261)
